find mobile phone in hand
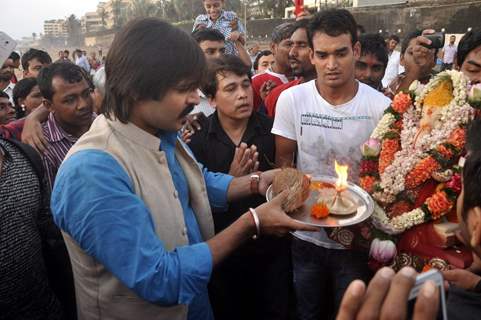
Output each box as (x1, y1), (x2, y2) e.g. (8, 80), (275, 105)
(408, 269), (447, 320)
(424, 32), (445, 50)
(0, 32), (17, 67)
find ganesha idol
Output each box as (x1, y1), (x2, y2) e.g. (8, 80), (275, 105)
(357, 70), (481, 271)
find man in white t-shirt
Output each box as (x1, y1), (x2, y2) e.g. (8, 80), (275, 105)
(272, 9), (391, 319)
(381, 34), (404, 88)
(441, 35), (458, 71)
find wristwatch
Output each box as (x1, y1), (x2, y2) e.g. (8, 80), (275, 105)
(250, 171), (262, 195)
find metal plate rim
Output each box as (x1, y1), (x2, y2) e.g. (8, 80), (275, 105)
(266, 175), (375, 228)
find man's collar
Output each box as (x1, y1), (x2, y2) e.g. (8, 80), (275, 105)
(45, 112), (78, 143)
(207, 111), (264, 141)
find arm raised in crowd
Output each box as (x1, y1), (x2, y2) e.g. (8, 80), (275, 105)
(395, 29), (437, 94)
(21, 104), (49, 153)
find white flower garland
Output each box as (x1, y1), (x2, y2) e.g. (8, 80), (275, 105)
(373, 70), (473, 203)
(372, 204), (425, 235)
(371, 70), (475, 233)
(370, 113), (396, 140)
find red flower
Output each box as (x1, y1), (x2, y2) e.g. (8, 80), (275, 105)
(360, 160), (379, 176)
(446, 174), (462, 193)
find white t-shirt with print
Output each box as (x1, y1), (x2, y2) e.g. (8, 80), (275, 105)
(272, 79), (391, 249)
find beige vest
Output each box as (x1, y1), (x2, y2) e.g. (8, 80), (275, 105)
(62, 115), (215, 320)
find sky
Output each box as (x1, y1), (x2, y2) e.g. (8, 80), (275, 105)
(1, 0), (101, 40)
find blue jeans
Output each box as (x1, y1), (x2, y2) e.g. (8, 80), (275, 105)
(292, 237), (371, 320)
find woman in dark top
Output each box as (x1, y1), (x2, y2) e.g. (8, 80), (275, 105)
(0, 138), (62, 319)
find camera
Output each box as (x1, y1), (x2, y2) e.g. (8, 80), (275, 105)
(423, 32), (445, 50)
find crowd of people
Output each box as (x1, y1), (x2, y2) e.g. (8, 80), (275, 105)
(1, 0), (481, 319)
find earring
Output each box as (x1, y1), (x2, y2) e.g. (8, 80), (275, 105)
(20, 104), (26, 112)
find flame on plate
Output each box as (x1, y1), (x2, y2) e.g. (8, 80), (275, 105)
(334, 161), (349, 192)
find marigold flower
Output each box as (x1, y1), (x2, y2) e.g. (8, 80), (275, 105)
(392, 92), (412, 113)
(405, 156), (441, 189)
(360, 175), (376, 193)
(379, 139), (399, 174)
(426, 191), (453, 219)
(447, 128), (466, 150)
(311, 202), (330, 219)
(436, 144), (454, 159)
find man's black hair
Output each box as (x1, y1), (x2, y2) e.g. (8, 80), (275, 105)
(9, 51), (20, 62)
(202, 54), (251, 99)
(192, 28), (225, 44)
(307, 9), (358, 49)
(462, 119), (481, 220)
(271, 22), (296, 44)
(401, 30), (421, 55)
(37, 62), (89, 101)
(388, 34), (400, 43)
(462, 152), (481, 220)
(21, 48), (52, 71)
(357, 24), (366, 35)
(359, 34), (389, 68)
(467, 118), (481, 156)
(401, 30), (438, 61)
(253, 50), (272, 71)
(103, 18), (206, 123)
(64, 49), (70, 55)
(0, 91), (10, 99)
(457, 28), (481, 67)
(12, 77), (38, 118)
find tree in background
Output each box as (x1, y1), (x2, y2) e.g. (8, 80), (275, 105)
(66, 14), (83, 47)
(98, 6), (108, 30)
(112, 0), (128, 29)
(129, 0), (160, 18)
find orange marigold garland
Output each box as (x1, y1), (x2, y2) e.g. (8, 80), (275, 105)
(379, 138), (399, 174)
(425, 191), (454, 219)
(404, 156), (441, 189)
(360, 175), (376, 193)
(447, 128), (466, 150)
(392, 92), (412, 113)
(436, 144), (454, 159)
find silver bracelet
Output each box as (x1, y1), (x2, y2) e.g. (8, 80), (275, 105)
(248, 208), (261, 240)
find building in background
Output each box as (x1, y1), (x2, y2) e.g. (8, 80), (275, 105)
(353, 0), (406, 6)
(81, 12), (103, 34)
(44, 19), (68, 38)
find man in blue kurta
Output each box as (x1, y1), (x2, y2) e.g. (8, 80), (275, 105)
(50, 18), (314, 320)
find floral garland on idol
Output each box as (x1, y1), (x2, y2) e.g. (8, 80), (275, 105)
(359, 70), (481, 267)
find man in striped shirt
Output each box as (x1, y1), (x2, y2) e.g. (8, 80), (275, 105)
(37, 62), (95, 191)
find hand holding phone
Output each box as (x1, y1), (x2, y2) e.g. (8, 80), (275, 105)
(423, 32), (445, 50)
(408, 269), (447, 320)
(337, 267), (442, 320)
